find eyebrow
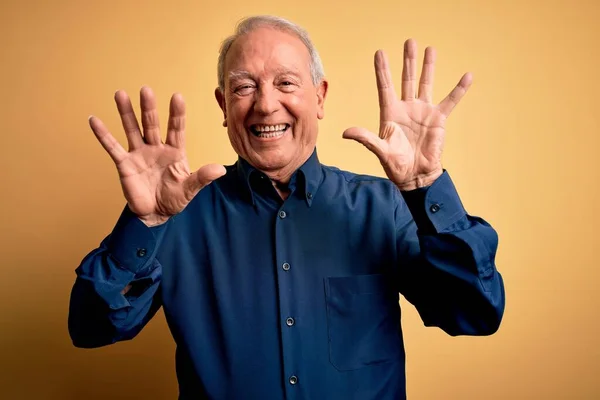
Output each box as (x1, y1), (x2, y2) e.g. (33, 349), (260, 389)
(228, 70), (254, 81)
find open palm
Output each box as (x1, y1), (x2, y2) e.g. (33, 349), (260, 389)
(343, 39), (472, 191)
(89, 87), (226, 226)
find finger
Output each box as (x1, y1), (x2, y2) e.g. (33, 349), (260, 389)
(401, 39), (418, 101)
(374, 50), (396, 108)
(88, 116), (127, 163)
(166, 93), (186, 149)
(183, 163), (227, 199)
(114, 90), (144, 150)
(438, 72), (473, 116)
(342, 127), (385, 160)
(140, 86), (162, 145)
(418, 47), (436, 103)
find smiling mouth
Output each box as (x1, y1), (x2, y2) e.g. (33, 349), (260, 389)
(249, 123), (290, 138)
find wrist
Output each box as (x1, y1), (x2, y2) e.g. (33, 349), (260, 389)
(138, 214), (170, 227)
(395, 169), (443, 191)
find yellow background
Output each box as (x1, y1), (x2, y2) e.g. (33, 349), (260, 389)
(1, 0), (598, 398)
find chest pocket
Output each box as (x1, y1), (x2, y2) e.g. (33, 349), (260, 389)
(324, 273), (402, 371)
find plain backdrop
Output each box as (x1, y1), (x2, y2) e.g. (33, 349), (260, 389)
(1, 0), (598, 398)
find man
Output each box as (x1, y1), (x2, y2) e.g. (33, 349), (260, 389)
(69, 15), (505, 400)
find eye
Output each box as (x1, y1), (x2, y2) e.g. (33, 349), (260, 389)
(278, 81), (297, 92)
(234, 84), (256, 95)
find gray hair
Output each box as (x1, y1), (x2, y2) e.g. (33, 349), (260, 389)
(217, 15), (325, 92)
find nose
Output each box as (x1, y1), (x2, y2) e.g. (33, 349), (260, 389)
(253, 87), (279, 115)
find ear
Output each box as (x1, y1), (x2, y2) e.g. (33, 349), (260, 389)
(316, 79), (329, 120)
(215, 87), (227, 127)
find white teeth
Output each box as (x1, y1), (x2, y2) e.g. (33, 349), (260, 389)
(257, 130), (285, 138)
(254, 124), (286, 132)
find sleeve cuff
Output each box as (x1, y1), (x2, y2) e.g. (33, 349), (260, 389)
(400, 171), (466, 233)
(106, 206), (168, 274)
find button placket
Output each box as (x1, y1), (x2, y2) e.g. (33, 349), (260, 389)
(275, 203), (300, 395)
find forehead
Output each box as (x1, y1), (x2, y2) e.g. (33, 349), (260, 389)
(224, 27), (311, 78)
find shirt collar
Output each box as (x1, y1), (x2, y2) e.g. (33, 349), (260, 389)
(236, 148), (323, 207)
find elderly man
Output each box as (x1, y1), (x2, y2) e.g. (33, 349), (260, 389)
(69, 15), (505, 400)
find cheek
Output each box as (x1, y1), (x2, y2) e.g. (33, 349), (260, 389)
(288, 90), (318, 118)
(226, 101), (250, 130)
(226, 95), (248, 116)
(227, 123), (248, 149)
(286, 96), (311, 123)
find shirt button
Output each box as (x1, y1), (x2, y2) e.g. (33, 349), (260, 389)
(136, 248), (147, 257)
(278, 210), (287, 219)
(286, 317), (295, 326)
(289, 375), (298, 385)
(430, 204), (441, 213)
(282, 262), (291, 271)
(306, 192), (313, 199)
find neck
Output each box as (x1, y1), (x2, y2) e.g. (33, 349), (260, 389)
(271, 179), (291, 200)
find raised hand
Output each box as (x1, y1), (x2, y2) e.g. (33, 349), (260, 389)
(343, 39), (472, 191)
(89, 86), (226, 226)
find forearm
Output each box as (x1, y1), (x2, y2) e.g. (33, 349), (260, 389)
(68, 206), (167, 348)
(397, 171), (505, 336)
(69, 271), (161, 348)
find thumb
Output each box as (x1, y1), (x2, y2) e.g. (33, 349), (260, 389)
(342, 127), (385, 159)
(184, 163), (227, 197)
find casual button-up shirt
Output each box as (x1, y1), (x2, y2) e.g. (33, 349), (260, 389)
(69, 149), (505, 400)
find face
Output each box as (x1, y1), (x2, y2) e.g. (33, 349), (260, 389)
(215, 26), (328, 181)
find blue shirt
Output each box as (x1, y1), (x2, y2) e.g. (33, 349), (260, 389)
(68, 149), (505, 400)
